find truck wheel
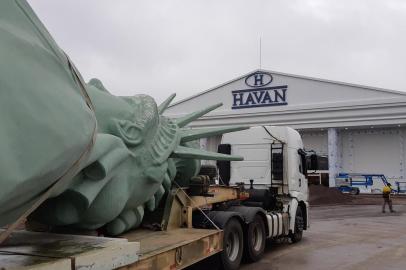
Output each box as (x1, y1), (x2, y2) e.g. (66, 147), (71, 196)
(243, 214), (266, 262)
(350, 188), (360, 195)
(220, 218), (244, 270)
(290, 207), (304, 243)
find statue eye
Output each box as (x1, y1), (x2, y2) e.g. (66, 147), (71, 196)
(114, 119), (143, 146)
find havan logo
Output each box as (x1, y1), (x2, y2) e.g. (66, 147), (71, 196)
(232, 85), (288, 109)
(232, 72), (288, 109)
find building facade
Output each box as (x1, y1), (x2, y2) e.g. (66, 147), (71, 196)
(165, 70), (406, 190)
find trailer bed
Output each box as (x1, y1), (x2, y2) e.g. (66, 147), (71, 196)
(0, 228), (222, 270)
(0, 186), (234, 270)
(0, 229), (139, 270)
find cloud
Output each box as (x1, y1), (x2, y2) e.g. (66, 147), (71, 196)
(28, 0), (406, 103)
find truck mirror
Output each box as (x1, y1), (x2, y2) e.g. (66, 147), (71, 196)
(310, 154), (318, 170)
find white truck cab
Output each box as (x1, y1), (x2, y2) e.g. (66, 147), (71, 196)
(220, 126), (313, 239)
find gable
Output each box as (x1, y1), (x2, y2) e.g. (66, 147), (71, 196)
(165, 70), (406, 119)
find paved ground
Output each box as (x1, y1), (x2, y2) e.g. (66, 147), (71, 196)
(240, 204), (406, 270)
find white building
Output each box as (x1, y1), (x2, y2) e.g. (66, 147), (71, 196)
(166, 70), (406, 190)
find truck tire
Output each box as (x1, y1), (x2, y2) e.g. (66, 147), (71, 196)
(220, 218), (244, 270)
(290, 207), (304, 243)
(198, 165), (218, 184)
(350, 187), (360, 195)
(243, 214), (266, 262)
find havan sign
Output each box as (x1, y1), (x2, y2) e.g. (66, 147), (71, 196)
(231, 72), (288, 109)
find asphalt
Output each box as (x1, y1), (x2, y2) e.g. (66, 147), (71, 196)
(240, 204), (406, 270)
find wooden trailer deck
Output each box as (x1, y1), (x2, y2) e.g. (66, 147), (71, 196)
(0, 228), (222, 270)
(0, 186), (240, 270)
(0, 229), (139, 270)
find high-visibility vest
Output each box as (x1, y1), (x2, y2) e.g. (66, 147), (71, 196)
(383, 186), (391, 194)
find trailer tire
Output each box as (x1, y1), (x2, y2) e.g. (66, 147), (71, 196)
(243, 214), (266, 262)
(290, 207), (304, 243)
(220, 218), (244, 270)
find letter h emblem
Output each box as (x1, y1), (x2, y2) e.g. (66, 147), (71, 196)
(254, 74), (264, 86)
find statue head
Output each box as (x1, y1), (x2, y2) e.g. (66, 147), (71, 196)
(86, 79), (181, 193)
(31, 78), (247, 235)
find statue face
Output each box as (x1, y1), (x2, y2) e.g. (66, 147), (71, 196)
(87, 82), (180, 185)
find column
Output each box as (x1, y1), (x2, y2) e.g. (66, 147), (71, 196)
(399, 129), (405, 181)
(328, 128), (338, 187)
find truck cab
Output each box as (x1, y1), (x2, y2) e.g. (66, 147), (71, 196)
(219, 126), (311, 238)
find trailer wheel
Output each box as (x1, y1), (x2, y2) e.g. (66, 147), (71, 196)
(243, 214), (266, 262)
(290, 207), (304, 243)
(220, 218), (244, 270)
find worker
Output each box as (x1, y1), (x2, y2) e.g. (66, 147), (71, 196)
(382, 184), (395, 213)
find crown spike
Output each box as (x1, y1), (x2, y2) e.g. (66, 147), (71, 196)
(180, 126), (249, 143)
(176, 103), (222, 128)
(158, 93), (176, 114)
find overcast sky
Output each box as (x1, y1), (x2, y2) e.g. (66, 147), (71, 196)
(29, 0), (406, 104)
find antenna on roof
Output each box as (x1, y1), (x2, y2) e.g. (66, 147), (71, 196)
(259, 36), (262, 70)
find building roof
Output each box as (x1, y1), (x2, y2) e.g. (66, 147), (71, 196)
(169, 69), (406, 107)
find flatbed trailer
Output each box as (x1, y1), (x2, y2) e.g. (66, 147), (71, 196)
(0, 228), (222, 270)
(0, 186), (236, 270)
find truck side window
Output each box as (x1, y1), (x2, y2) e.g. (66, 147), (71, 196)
(271, 143), (284, 181)
(298, 149), (307, 176)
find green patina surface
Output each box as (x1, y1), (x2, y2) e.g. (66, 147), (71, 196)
(0, 0), (246, 235)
